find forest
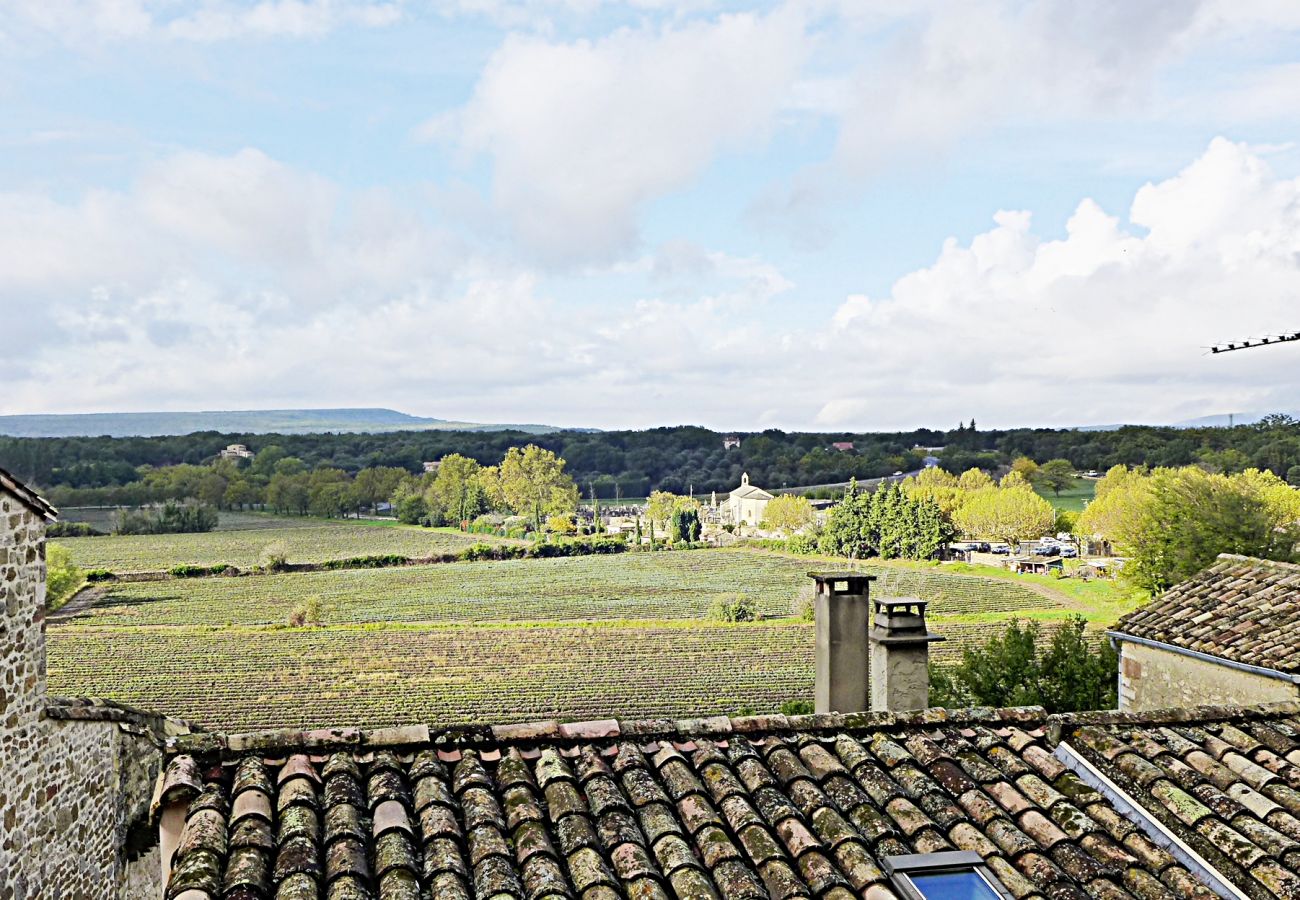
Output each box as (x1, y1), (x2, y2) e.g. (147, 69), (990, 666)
(3, 415), (1299, 501)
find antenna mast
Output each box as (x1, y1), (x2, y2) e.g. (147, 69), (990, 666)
(1210, 332), (1300, 354)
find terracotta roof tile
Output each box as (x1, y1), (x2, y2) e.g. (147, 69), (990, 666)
(1060, 702), (1300, 899)
(1114, 554), (1300, 672)
(160, 708), (1229, 899)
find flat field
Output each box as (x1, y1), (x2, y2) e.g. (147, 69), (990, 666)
(47, 620), (1013, 731)
(56, 512), (518, 572)
(60, 550), (1060, 626)
(1034, 478), (1096, 513)
(45, 548), (1091, 729)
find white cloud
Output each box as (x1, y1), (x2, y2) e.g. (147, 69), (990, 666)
(0, 0), (403, 43)
(434, 6), (808, 263)
(5, 139), (1300, 432)
(812, 137), (1300, 429)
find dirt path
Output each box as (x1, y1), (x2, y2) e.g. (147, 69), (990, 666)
(48, 585), (105, 624)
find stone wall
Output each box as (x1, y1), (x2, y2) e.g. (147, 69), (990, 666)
(1118, 639), (1298, 712)
(1, 489), (170, 899)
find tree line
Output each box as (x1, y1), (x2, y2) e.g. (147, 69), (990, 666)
(9, 414), (1300, 503)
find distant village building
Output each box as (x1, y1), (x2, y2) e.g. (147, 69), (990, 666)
(218, 443), (254, 460)
(727, 472), (774, 526)
(831, 441), (854, 452)
(722, 435), (741, 450)
(422, 460), (441, 474)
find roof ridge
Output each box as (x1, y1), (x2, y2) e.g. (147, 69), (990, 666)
(1213, 552), (1300, 572)
(165, 705), (1050, 758)
(0, 465), (57, 521)
(1046, 698), (1300, 743)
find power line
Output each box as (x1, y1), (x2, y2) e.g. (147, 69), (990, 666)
(1209, 332), (1300, 354)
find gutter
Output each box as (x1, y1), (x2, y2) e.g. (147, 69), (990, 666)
(1054, 741), (1250, 900)
(1108, 631), (1300, 686)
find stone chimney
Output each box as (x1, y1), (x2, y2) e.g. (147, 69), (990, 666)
(869, 597), (945, 712)
(810, 572), (876, 714)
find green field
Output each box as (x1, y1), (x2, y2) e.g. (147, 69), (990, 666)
(56, 512), (520, 572)
(46, 620), (1033, 731)
(63, 550), (1062, 627)
(1034, 478), (1096, 513)
(44, 546), (1101, 729)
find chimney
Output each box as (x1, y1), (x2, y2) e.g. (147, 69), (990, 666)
(869, 597), (945, 712)
(810, 572), (876, 714)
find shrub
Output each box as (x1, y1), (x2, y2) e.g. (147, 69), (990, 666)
(113, 501), (218, 535)
(928, 616), (1118, 712)
(47, 521), (103, 538)
(45, 543), (84, 609)
(170, 565), (208, 578)
(321, 554), (408, 570)
(461, 542), (502, 561)
(259, 540), (290, 572)
(780, 699), (814, 716)
(708, 593), (757, 623)
(287, 596), (325, 627)
(84, 569), (116, 582)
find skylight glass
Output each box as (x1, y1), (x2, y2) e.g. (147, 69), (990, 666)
(883, 851), (1012, 900)
(905, 870), (1005, 900)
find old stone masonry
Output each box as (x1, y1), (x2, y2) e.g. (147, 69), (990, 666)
(1, 473), (183, 899)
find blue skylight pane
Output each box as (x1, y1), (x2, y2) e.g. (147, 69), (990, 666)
(907, 871), (1003, 900)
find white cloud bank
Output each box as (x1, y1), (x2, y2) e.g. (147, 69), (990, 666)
(432, 6), (809, 263)
(3, 138), (1300, 430)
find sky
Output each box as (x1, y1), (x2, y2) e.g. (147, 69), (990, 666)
(3, 1), (1300, 432)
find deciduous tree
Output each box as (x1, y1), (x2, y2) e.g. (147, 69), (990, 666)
(760, 495), (816, 533)
(483, 445), (579, 533)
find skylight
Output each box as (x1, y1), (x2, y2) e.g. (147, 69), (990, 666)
(883, 851), (1013, 900)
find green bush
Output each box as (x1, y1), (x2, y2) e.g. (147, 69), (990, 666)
(780, 699), (814, 716)
(708, 593), (757, 623)
(47, 521), (103, 538)
(113, 501), (218, 535)
(928, 616), (1118, 713)
(84, 569), (116, 582)
(45, 543), (84, 608)
(258, 541), (290, 572)
(321, 554), (409, 570)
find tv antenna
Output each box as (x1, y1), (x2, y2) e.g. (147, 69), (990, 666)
(1209, 332), (1300, 354)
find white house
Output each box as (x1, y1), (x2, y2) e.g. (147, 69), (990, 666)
(727, 472), (774, 526)
(218, 443), (254, 460)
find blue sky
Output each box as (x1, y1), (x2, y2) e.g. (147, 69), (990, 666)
(3, 1), (1300, 431)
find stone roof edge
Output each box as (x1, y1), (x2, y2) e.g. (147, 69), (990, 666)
(45, 696), (195, 741)
(0, 465), (57, 521)
(1045, 698), (1300, 744)
(165, 705), (1051, 759)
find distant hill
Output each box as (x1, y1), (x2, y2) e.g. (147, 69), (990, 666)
(1169, 411), (1299, 428)
(0, 408), (568, 438)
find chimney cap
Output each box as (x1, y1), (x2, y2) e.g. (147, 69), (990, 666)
(808, 572), (877, 594)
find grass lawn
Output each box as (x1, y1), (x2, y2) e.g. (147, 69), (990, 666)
(1034, 478), (1096, 513)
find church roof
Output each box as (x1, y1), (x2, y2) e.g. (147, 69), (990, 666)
(728, 474), (773, 501)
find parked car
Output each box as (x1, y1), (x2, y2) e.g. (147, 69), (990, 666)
(990, 543), (1011, 555)
(1032, 545), (1060, 557)
(1060, 546), (1079, 558)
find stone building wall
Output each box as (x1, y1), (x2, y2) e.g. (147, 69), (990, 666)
(1, 488), (170, 899)
(1118, 639), (1298, 712)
